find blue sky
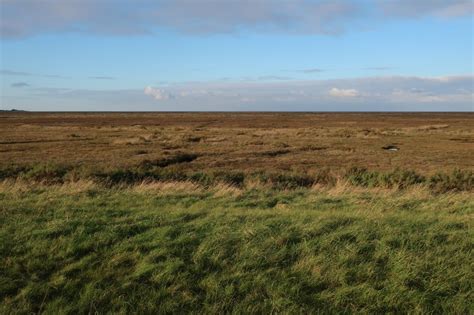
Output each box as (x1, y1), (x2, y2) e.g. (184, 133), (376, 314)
(1, 0), (473, 111)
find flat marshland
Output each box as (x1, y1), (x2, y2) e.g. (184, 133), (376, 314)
(0, 112), (473, 313)
(1, 112), (473, 172)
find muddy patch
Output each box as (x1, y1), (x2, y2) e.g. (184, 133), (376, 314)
(185, 136), (203, 143)
(300, 145), (328, 152)
(134, 150), (149, 155)
(140, 152), (198, 168)
(259, 149), (291, 157)
(382, 145), (400, 151)
(449, 138), (474, 144)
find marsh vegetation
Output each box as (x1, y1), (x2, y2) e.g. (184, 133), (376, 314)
(0, 113), (472, 313)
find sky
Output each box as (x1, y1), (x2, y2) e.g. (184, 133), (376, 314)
(0, 0), (473, 111)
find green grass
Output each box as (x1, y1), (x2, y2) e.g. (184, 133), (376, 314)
(1, 184), (473, 314)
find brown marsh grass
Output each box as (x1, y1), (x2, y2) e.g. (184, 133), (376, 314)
(1, 112), (473, 174)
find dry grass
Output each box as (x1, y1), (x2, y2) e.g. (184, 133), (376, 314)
(0, 179), (97, 194)
(415, 124), (450, 131)
(1, 112), (472, 174)
(0, 177), (466, 201)
(0, 179), (32, 194)
(211, 182), (244, 197)
(313, 179), (392, 197)
(131, 180), (203, 195)
(112, 137), (150, 145)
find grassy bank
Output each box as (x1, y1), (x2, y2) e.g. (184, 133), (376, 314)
(1, 182), (472, 313)
(1, 163), (473, 193)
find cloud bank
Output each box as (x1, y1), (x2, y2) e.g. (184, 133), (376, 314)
(140, 75), (473, 111)
(5, 75), (471, 111)
(1, 0), (472, 38)
(380, 0), (473, 18)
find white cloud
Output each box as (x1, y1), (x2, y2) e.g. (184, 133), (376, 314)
(8, 75), (472, 111)
(144, 86), (171, 100)
(329, 87), (360, 97)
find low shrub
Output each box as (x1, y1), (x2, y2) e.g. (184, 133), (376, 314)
(140, 153), (198, 169)
(189, 172), (213, 186)
(345, 167), (380, 187)
(157, 168), (189, 182)
(379, 169), (425, 189)
(345, 167), (425, 189)
(213, 171), (245, 187)
(94, 167), (190, 185)
(94, 169), (146, 185)
(0, 165), (27, 180)
(187, 171), (245, 187)
(19, 163), (70, 184)
(0, 163), (472, 193)
(429, 169), (474, 193)
(312, 169), (337, 186)
(259, 173), (314, 190)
